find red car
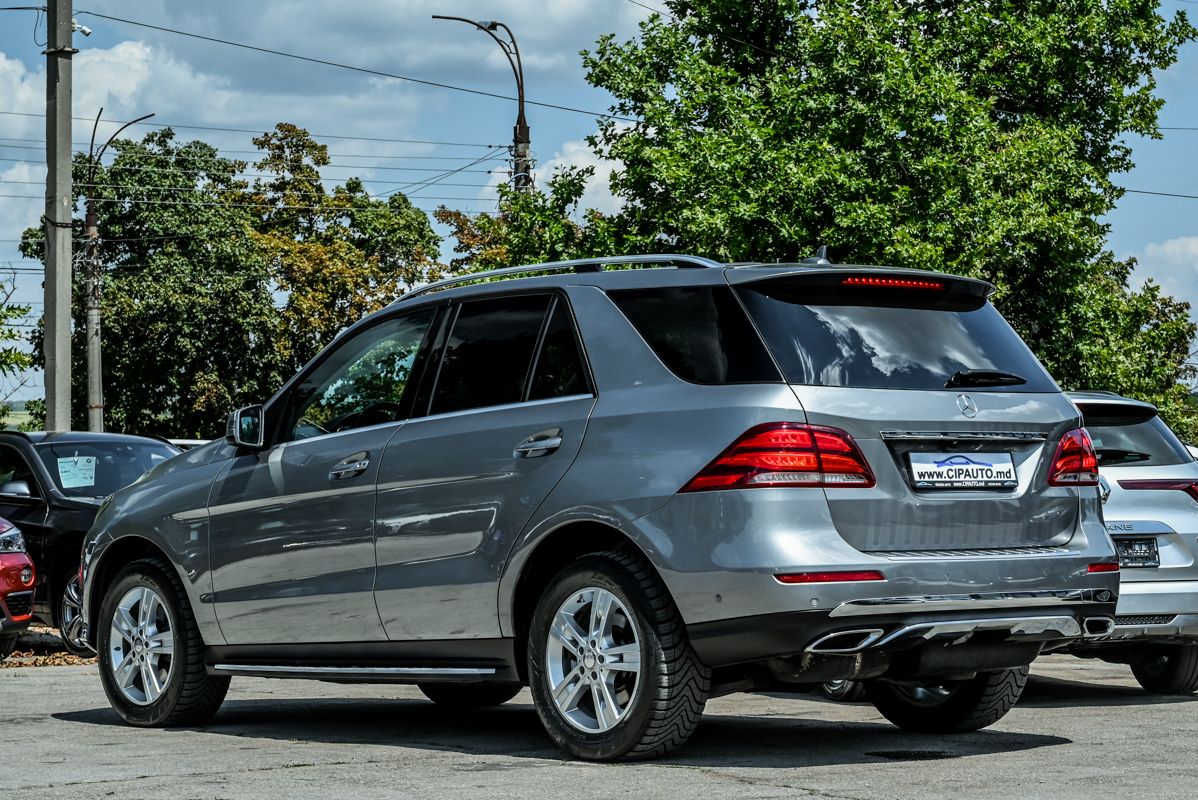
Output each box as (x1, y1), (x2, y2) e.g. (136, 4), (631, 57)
(0, 517), (34, 661)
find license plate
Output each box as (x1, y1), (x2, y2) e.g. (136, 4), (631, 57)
(908, 451), (1018, 490)
(1114, 537), (1160, 568)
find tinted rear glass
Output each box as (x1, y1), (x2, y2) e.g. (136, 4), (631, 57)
(608, 286), (780, 384)
(430, 295), (551, 414)
(1082, 408), (1192, 467)
(736, 280), (1056, 392)
(529, 299), (590, 400)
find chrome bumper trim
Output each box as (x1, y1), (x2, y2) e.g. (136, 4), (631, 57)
(804, 614), (1098, 655)
(211, 664), (496, 677)
(829, 589), (1112, 618)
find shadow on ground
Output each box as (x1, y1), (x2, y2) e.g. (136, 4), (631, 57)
(54, 697), (1071, 768)
(1019, 674), (1198, 709)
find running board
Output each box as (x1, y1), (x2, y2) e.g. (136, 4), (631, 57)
(209, 663), (498, 682)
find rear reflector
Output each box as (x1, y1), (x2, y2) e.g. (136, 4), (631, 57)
(1047, 428), (1099, 487)
(680, 422), (875, 492)
(1088, 562), (1120, 574)
(775, 570), (886, 584)
(1117, 479), (1198, 503)
(842, 276), (944, 290)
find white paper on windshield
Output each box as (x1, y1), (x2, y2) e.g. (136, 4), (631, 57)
(57, 456), (97, 489)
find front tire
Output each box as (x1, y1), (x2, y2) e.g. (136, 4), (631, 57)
(0, 637), (16, 662)
(97, 558), (228, 726)
(57, 569), (93, 657)
(821, 679), (866, 702)
(527, 551), (710, 761)
(418, 682), (522, 708)
(865, 666), (1029, 733)
(1131, 644), (1198, 694)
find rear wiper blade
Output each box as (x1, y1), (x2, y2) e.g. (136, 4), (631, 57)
(1095, 448), (1152, 465)
(945, 369), (1028, 389)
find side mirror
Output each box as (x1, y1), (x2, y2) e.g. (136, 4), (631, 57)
(0, 480), (33, 500)
(226, 404), (265, 450)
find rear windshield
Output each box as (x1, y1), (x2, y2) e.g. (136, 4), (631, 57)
(37, 441), (179, 498)
(1082, 408), (1192, 467)
(735, 280), (1057, 392)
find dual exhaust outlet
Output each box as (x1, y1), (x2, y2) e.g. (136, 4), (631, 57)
(806, 615), (1116, 655)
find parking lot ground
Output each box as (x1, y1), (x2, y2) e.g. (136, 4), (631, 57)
(1, 653), (1195, 800)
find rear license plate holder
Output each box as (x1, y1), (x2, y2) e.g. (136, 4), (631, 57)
(1114, 537), (1160, 569)
(907, 451), (1018, 490)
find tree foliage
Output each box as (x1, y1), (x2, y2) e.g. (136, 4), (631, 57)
(20, 124), (440, 437)
(574, 0), (1197, 434)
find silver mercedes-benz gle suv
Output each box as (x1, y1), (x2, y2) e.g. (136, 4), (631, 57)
(80, 255), (1119, 760)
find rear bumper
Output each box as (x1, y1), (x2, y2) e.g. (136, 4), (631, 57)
(688, 598), (1116, 671)
(1074, 580), (1198, 643)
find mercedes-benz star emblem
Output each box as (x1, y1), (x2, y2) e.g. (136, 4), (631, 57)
(956, 394), (979, 418)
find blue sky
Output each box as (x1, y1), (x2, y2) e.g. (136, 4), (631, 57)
(1, 1), (1196, 401)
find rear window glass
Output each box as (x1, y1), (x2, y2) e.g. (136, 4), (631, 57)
(608, 286), (780, 384)
(735, 281), (1057, 392)
(1083, 410), (1192, 467)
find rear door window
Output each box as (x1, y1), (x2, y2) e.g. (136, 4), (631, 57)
(429, 294), (553, 414)
(528, 298), (590, 400)
(1081, 407), (1192, 467)
(608, 286), (780, 384)
(735, 278), (1057, 392)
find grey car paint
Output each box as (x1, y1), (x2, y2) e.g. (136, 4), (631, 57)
(81, 260), (1119, 678)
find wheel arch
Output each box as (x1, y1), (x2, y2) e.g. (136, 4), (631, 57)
(506, 520), (670, 682)
(85, 535), (175, 645)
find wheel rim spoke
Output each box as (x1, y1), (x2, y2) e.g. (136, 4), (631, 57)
(109, 585), (175, 706)
(544, 585), (641, 735)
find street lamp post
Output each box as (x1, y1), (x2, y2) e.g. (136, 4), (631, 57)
(433, 15), (532, 192)
(82, 108), (154, 432)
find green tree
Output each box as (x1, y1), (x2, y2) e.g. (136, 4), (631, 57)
(0, 271), (33, 429)
(578, 0), (1196, 432)
(21, 130), (279, 437)
(435, 167), (616, 271)
(250, 123), (441, 375)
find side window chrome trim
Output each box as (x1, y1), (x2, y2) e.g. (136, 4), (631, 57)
(404, 393), (595, 426)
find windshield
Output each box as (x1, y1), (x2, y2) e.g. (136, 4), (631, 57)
(736, 281), (1057, 392)
(36, 441), (180, 498)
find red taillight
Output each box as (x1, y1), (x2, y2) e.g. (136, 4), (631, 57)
(1118, 479), (1198, 503)
(681, 423), (875, 492)
(775, 570), (886, 584)
(842, 276), (944, 291)
(1088, 562), (1120, 574)
(1048, 428), (1099, 486)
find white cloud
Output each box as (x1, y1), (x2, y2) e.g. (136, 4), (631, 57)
(535, 138), (622, 216)
(1133, 236), (1198, 326)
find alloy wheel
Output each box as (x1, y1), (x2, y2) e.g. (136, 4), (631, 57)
(59, 574), (90, 653)
(544, 586), (642, 733)
(108, 586), (175, 705)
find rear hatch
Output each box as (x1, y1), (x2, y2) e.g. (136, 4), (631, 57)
(1074, 397), (1198, 582)
(731, 268), (1082, 552)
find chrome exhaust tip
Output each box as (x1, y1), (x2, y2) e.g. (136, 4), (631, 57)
(805, 628), (885, 654)
(1083, 617), (1115, 637)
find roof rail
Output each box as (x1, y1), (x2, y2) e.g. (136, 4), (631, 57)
(397, 253), (723, 302)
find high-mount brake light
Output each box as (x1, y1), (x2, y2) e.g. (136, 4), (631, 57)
(774, 571), (886, 584)
(842, 276), (945, 290)
(1118, 479), (1198, 503)
(680, 422), (875, 492)
(1047, 428), (1099, 487)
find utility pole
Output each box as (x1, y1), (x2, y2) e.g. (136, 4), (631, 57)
(432, 16), (533, 192)
(82, 109), (153, 432)
(44, 0), (75, 431)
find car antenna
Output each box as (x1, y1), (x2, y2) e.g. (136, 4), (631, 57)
(800, 245), (831, 265)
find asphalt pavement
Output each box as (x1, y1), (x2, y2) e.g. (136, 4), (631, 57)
(1, 654), (1193, 799)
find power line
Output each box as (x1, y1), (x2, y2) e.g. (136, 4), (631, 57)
(0, 139), (508, 161)
(0, 110), (502, 147)
(1122, 188), (1198, 200)
(74, 10), (634, 123)
(0, 155), (502, 174)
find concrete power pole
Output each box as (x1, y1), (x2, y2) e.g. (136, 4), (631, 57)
(44, 0), (75, 431)
(83, 200), (101, 431)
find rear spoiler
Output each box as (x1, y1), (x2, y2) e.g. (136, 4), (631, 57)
(728, 267), (995, 309)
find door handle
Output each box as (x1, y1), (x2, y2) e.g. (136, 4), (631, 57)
(514, 429), (563, 458)
(329, 451), (370, 480)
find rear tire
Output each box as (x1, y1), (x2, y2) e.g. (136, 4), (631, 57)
(57, 568), (93, 657)
(418, 682), (522, 708)
(1131, 644), (1198, 695)
(97, 558), (229, 726)
(0, 637), (16, 662)
(865, 666), (1029, 733)
(527, 550), (710, 761)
